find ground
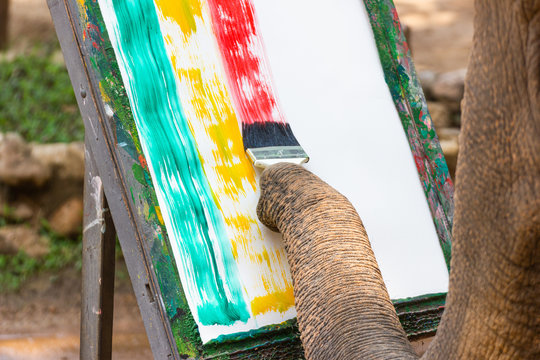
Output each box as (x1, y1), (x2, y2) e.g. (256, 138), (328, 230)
(0, 266), (152, 360)
(394, 0), (473, 72)
(0, 0), (473, 358)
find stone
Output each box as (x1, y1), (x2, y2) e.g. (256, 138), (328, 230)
(437, 127), (461, 142)
(48, 197), (84, 237)
(31, 142), (85, 181)
(12, 202), (35, 221)
(427, 101), (452, 130)
(0, 201), (35, 221)
(418, 70), (438, 99)
(0, 133), (52, 187)
(0, 225), (49, 258)
(431, 68), (467, 110)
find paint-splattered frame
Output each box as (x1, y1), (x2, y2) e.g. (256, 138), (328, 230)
(50, 0), (453, 358)
(364, 1), (453, 270)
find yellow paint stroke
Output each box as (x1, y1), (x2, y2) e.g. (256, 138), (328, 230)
(155, 206), (164, 225)
(155, 0), (201, 35)
(175, 68), (256, 195)
(251, 285), (295, 316)
(224, 215), (291, 296)
(99, 82), (110, 103)
(76, 0), (89, 25)
(154, 0), (294, 318)
(142, 201), (150, 220)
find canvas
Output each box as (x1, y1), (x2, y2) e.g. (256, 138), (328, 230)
(56, 0), (454, 356)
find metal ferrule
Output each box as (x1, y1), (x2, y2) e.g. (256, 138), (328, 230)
(246, 146), (310, 168)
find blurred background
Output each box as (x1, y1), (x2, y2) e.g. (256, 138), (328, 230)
(0, 0), (472, 358)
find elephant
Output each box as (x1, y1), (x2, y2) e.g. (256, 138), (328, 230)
(256, 0), (540, 359)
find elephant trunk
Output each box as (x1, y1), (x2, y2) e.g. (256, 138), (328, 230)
(257, 163), (417, 360)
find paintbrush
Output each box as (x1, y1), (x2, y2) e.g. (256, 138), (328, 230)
(242, 122), (309, 168)
(207, 0), (309, 168)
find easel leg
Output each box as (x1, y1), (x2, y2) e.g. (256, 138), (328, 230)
(0, 0), (8, 49)
(80, 143), (116, 360)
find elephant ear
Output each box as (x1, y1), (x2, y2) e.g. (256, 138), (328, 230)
(257, 163), (418, 360)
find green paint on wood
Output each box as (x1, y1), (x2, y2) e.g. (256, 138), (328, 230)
(363, 0), (453, 270)
(132, 163), (146, 185)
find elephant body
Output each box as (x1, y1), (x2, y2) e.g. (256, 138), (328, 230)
(257, 0), (540, 358)
(425, 1), (540, 358)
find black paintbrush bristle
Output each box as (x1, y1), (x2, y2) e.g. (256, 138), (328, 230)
(242, 122), (300, 150)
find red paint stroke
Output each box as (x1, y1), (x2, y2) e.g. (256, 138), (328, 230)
(86, 23), (105, 42)
(207, 0), (286, 125)
(413, 153), (425, 174)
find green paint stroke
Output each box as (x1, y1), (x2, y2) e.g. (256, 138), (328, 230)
(101, 0), (249, 325)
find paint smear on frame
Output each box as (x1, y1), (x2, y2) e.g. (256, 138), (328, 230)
(98, 0), (296, 343)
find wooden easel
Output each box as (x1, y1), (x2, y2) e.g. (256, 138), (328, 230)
(48, 0), (453, 358)
(80, 142), (116, 360)
(48, 0), (181, 358)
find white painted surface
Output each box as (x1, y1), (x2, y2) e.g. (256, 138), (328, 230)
(252, 0), (449, 299)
